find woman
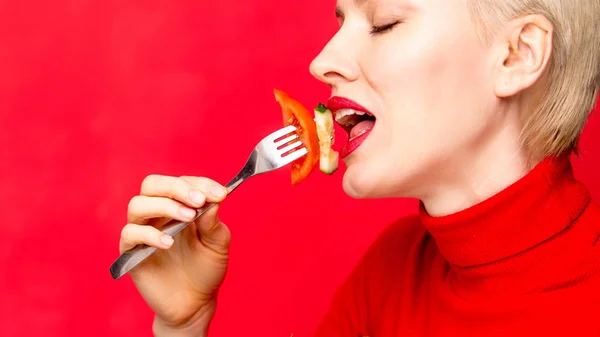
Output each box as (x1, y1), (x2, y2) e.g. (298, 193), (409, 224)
(118, 0), (600, 336)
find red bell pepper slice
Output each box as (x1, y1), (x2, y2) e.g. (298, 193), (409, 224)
(274, 88), (320, 185)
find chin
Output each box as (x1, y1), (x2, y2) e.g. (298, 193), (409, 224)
(342, 155), (421, 200)
(341, 161), (387, 199)
(342, 176), (365, 199)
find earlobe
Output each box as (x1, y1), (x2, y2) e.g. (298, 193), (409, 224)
(494, 15), (553, 98)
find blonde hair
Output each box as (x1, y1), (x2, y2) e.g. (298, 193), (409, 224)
(467, 0), (600, 158)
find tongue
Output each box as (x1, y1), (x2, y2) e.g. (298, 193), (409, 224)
(349, 120), (375, 139)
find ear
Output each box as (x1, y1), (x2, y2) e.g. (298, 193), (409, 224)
(494, 15), (553, 98)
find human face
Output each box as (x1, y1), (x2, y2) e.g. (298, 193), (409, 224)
(310, 0), (506, 201)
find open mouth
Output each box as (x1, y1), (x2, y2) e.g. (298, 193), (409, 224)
(327, 96), (377, 158)
(334, 109), (376, 140)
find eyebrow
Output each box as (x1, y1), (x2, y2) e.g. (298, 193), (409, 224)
(335, 0), (371, 17)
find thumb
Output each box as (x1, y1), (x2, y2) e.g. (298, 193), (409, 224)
(196, 204), (231, 255)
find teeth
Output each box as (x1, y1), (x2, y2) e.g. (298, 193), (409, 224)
(334, 109), (366, 123)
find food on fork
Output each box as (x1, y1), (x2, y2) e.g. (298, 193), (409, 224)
(314, 103), (339, 174)
(274, 88), (320, 185)
(273, 89), (340, 184)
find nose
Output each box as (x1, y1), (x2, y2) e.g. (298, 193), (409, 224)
(309, 30), (360, 88)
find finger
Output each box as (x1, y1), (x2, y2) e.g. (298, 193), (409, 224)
(127, 195), (198, 225)
(120, 223), (174, 253)
(140, 175), (207, 208)
(180, 176), (228, 203)
(195, 205), (230, 255)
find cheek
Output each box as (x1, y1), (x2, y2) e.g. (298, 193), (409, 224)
(364, 22), (492, 148)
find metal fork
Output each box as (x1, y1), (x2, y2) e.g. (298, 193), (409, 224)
(109, 125), (307, 280)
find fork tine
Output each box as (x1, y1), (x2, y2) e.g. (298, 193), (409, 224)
(275, 134), (299, 147)
(278, 140), (304, 154)
(281, 147), (307, 163)
(266, 125), (297, 142)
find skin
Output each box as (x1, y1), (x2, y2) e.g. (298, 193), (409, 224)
(311, 0), (552, 215)
(119, 0), (553, 335)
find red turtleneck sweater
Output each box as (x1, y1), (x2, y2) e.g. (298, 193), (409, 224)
(313, 156), (600, 337)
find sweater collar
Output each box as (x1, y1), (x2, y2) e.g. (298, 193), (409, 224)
(419, 155), (590, 267)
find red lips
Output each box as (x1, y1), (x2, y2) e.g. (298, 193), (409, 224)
(326, 96), (376, 159)
(327, 96), (375, 117)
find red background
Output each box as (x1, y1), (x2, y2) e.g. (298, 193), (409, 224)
(0, 1), (598, 336)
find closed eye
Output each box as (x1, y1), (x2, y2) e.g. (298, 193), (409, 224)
(370, 21), (400, 35)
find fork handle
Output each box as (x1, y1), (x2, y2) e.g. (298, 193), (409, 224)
(109, 201), (219, 280)
(109, 171), (251, 280)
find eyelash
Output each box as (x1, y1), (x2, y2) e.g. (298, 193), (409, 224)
(370, 21), (400, 35)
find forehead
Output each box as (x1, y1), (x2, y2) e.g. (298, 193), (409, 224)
(338, 0), (467, 9)
(335, 0), (465, 16)
(336, 0), (420, 13)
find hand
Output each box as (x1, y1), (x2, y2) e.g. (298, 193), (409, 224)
(120, 175), (231, 336)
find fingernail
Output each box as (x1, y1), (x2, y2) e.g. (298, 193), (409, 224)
(210, 186), (227, 198)
(189, 190), (206, 205)
(179, 207), (197, 219)
(160, 235), (174, 247)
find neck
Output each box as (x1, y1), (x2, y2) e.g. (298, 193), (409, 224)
(421, 112), (533, 217)
(419, 154), (589, 268)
